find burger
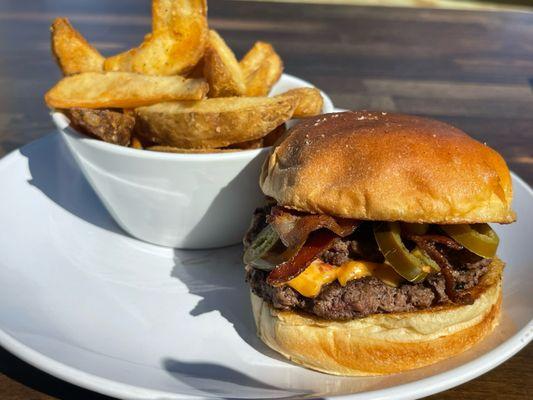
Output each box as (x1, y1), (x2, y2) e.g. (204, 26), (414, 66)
(243, 111), (515, 376)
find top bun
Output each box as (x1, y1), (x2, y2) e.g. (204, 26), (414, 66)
(260, 111), (515, 223)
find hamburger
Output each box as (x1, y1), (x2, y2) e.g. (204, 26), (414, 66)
(243, 111), (515, 376)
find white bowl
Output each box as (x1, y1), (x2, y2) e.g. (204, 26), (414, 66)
(53, 74), (334, 249)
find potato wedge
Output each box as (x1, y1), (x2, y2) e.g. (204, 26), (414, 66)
(51, 18), (104, 75)
(130, 136), (144, 149)
(227, 123), (286, 149)
(203, 30), (245, 97)
(152, 0), (207, 30)
(148, 146), (238, 154)
(277, 88), (323, 118)
(45, 72), (208, 109)
(104, 0), (208, 75)
(135, 96), (297, 148)
(65, 108), (134, 146)
(240, 41), (283, 96)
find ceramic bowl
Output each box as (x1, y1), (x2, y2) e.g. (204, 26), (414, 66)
(53, 74), (334, 248)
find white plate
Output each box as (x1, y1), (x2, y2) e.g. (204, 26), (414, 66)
(0, 129), (531, 400)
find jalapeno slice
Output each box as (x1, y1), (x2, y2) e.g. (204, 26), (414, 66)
(373, 222), (431, 282)
(243, 224), (280, 267)
(440, 223), (499, 259)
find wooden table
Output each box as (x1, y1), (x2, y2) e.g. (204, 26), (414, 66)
(0, 0), (531, 399)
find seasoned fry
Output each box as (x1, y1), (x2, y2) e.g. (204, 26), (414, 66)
(104, 0), (208, 75)
(45, 72), (208, 109)
(135, 96), (297, 148)
(130, 136), (144, 149)
(148, 146), (238, 153)
(66, 108), (134, 146)
(278, 88), (323, 118)
(240, 42), (283, 96)
(151, 0), (207, 30)
(51, 18), (104, 75)
(203, 30), (246, 97)
(227, 123), (286, 149)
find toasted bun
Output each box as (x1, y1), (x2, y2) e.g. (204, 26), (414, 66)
(252, 258), (503, 376)
(260, 111), (515, 223)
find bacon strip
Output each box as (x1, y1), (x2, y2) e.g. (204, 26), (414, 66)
(408, 234), (463, 251)
(267, 230), (337, 286)
(268, 206), (359, 248)
(409, 235), (473, 304)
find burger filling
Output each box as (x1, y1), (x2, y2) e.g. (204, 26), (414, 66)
(244, 203), (499, 320)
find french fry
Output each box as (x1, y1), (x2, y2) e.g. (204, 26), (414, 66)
(66, 108), (134, 146)
(51, 18), (105, 75)
(151, 0), (207, 30)
(203, 30), (245, 97)
(227, 123), (286, 149)
(240, 41), (283, 96)
(148, 146), (238, 153)
(45, 72), (208, 108)
(277, 88), (324, 118)
(104, 0), (208, 75)
(130, 136), (144, 149)
(135, 96), (297, 148)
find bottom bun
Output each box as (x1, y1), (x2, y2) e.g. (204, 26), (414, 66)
(251, 258), (503, 376)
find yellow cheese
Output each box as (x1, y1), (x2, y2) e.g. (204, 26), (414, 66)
(287, 259), (401, 298)
(336, 260), (378, 286)
(287, 260), (337, 298)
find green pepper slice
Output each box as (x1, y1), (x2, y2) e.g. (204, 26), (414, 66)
(243, 224), (280, 267)
(440, 223), (499, 259)
(411, 247), (440, 272)
(373, 222), (432, 282)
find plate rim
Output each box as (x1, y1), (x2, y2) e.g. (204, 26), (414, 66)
(0, 131), (531, 400)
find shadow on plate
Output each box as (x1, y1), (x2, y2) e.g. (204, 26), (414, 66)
(180, 149), (268, 247)
(162, 358), (314, 399)
(170, 246), (285, 362)
(19, 134), (124, 235)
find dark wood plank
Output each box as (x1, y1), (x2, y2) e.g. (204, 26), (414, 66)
(0, 1), (531, 399)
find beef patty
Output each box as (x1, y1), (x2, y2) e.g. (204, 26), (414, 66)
(244, 205), (492, 320)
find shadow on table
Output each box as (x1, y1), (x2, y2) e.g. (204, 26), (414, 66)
(19, 134), (123, 235)
(0, 346), (112, 400)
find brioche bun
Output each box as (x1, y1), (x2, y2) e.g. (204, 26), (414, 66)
(260, 111), (515, 224)
(252, 258), (503, 376)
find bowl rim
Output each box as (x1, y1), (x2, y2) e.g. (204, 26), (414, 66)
(52, 73), (334, 162)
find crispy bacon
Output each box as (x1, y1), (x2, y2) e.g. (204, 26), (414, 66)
(408, 234), (463, 251)
(267, 230), (337, 286)
(409, 235), (473, 304)
(268, 206), (359, 248)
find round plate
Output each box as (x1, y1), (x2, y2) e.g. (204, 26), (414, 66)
(0, 131), (531, 400)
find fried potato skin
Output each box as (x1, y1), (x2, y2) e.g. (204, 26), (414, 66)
(148, 145), (238, 153)
(66, 108), (135, 146)
(227, 123), (286, 149)
(240, 41), (283, 96)
(278, 88), (324, 118)
(51, 18), (105, 75)
(45, 72), (208, 109)
(135, 96), (297, 148)
(104, 0), (208, 75)
(130, 135), (144, 149)
(203, 30), (245, 97)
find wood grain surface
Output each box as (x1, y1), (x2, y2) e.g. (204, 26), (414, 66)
(0, 0), (531, 399)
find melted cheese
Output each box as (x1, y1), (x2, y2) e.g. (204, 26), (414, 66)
(287, 259), (402, 298)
